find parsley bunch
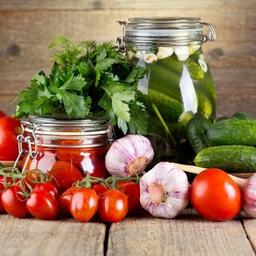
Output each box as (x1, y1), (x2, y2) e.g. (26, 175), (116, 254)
(16, 36), (148, 134)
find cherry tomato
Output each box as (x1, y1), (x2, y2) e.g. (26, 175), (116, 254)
(59, 187), (77, 216)
(0, 117), (20, 161)
(49, 161), (83, 193)
(190, 168), (242, 221)
(33, 183), (59, 198)
(26, 192), (59, 220)
(0, 176), (16, 213)
(1, 185), (29, 218)
(92, 184), (108, 198)
(70, 188), (98, 222)
(98, 189), (128, 223)
(118, 181), (141, 215)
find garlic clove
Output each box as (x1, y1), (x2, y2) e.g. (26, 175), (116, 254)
(140, 162), (189, 218)
(127, 50), (136, 60)
(135, 51), (143, 59)
(157, 47), (174, 59)
(188, 44), (201, 55)
(243, 174), (256, 217)
(198, 58), (208, 73)
(174, 46), (189, 61)
(105, 135), (154, 177)
(143, 53), (158, 64)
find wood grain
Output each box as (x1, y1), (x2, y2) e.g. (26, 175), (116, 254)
(0, 0), (255, 10)
(243, 218), (256, 254)
(108, 214), (255, 256)
(0, 215), (106, 256)
(0, 95), (17, 115)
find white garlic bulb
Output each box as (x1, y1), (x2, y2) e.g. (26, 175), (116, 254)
(243, 174), (256, 217)
(105, 135), (154, 177)
(140, 162), (189, 218)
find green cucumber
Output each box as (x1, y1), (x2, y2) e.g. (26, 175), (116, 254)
(147, 89), (183, 122)
(187, 117), (212, 153)
(207, 119), (256, 146)
(194, 145), (256, 172)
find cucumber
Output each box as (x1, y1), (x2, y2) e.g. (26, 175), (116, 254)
(232, 112), (252, 120)
(147, 89), (183, 122)
(194, 145), (256, 172)
(187, 117), (212, 153)
(207, 119), (256, 146)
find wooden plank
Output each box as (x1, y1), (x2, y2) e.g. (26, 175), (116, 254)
(0, 215), (106, 256)
(0, 0), (255, 10)
(243, 218), (256, 254)
(108, 214), (255, 256)
(0, 95), (17, 115)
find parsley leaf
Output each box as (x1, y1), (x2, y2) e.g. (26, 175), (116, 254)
(16, 36), (149, 134)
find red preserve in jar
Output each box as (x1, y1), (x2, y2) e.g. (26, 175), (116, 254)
(20, 117), (112, 192)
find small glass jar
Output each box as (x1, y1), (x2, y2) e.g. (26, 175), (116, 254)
(19, 117), (112, 183)
(117, 17), (216, 161)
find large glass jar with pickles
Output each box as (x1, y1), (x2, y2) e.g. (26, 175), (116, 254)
(118, 17), (216, 162)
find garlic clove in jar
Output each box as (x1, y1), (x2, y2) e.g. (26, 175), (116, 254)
(157, 47), (174, 59)
(105, 135), (154, 177)
(174, 46), (189, 61)
(198, 57), (208, 73)
(243, 174), (256, 217)
(140, 162), (189, 218)
(143, 53), (158, 64)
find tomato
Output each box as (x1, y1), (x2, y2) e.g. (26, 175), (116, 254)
(0, 117), (20, 161)
(59, 187), (77, 216)
(92, 184), (108, 198)
(49, 161), (83, 193)
(190, 168), (242, 221)
(70, 188), (98, 222)
(98, 189), (128, 223)
(1, 185), (29, 218)
(0, 176), (16, 213)
(33, 183), (59, 198)
(118, 181), (141, 215)
(26, 192), (59, 220)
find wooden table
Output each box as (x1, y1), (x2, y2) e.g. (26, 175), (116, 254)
(0, 210), (255, 256)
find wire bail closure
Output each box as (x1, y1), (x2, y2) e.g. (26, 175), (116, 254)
(201, 22), (216, 42)
(13, 121), (39, 173)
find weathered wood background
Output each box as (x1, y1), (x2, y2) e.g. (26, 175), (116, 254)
(0, 0), (255, 116)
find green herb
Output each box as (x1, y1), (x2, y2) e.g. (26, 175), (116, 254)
(16, 36), (148, 134)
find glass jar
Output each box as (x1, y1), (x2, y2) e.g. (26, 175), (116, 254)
(118, 17), (216, 162)
(19, 117), (112, 191)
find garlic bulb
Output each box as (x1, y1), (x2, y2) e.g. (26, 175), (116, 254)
(105, 135), (154, 176)
(243, 174), (256, 217)
(140, 162), (189, 218)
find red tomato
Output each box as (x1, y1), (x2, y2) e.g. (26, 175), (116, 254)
(26, 192), (59, 220)
(1, 185), (29, 218)
(92, 184), (108, 198)
(0, 111), (5, 118)
(70, 188), (98, 222)
(49, 161), (83, 193)
(118, 181), (141, 215)
(190, 168), (242, 221)
(0, 176), (16, 213)
(98, 189), (128, 223)
(59, 187), (77, 216)
(33, 183), (59, 198)
(0, 117), (20, 160)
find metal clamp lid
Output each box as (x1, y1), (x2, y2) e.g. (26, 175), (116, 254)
(117, 17), (216, 49)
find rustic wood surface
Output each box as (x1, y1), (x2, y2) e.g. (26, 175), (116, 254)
(0, 0), (256, 116)
(0, 215), (106, 256)
(0, 212), (256, 256)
